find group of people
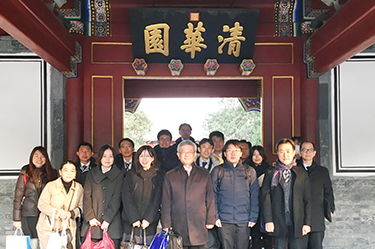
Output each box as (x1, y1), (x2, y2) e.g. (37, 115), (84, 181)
(12, 123), (335, 249)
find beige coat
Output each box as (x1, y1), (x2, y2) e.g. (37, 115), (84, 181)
(37, 178), (83, 249)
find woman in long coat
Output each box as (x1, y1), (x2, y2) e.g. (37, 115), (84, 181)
(13, 146), (58, 249)
(82, 144), (123, 249)
(246, 145), (273, 249)
(122, 145), (163, 245)
(37, 161), (84, 249)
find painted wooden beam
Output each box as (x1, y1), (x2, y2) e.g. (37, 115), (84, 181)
(305, 0), (375, 77)
(0, 0), (79, 73)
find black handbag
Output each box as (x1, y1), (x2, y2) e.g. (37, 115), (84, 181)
(166, 231), (183, 249)
(120, 227), (148, 249)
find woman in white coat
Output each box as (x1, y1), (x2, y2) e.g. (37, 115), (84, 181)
(37, 161), (84, 249)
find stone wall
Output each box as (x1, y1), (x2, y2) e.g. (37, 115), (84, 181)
(324, 177), (375, 249)
(0, 178), (19, 249)
(0, 177), (374, 249)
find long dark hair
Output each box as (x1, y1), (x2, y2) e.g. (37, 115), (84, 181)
(133, 145), (158, 174)
(97, 144), (116, 167)
(26, 146), (55, 181)
(249, 145), (269, 166)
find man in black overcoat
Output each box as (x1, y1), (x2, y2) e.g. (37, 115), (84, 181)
(261, 138), (312, 249)
(298, 141), (335, 249)
(154, 129), (180, 172)
(162, 140), (216, 249)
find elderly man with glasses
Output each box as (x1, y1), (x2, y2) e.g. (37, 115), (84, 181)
(162, 140), (216, 249)
(298, 141), (335, 249)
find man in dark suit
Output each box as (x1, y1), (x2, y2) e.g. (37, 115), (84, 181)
(114, 138), (135, 174)
(261, 138), (312, 249)
(162, 140), (216, 249)
(299, 141), (335, 249)
(74, 142), (96, 185)
(195, 138), (222, 172)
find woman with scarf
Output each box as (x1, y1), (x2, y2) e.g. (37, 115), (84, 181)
(260, 138), (312, 249)
(37, 160), (84, 249)
(246, 145), (272, 249)
(121, 145), (163, 245)
(13, 146), (58, 249)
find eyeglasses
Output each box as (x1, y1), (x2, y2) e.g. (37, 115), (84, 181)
(180, 129), (191, 133)
(300, 148), (315, 153)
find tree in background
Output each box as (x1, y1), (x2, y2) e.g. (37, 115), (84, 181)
(124, 109), (153, 149)
(203, 99), (261, 145)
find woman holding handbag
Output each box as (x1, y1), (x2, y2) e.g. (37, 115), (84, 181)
(36, 160), (84, 249)
(13, 146), (58, 249)
(122, 145), (164, 246)
(81, 144), (123, 249)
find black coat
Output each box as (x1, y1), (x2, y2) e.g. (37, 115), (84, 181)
(162, 164), (216, 246)
(82, 165), (123, 240)
(261, 166), (312, 238)
(114, 152), (135, 176)
(154, 145), (179, 172)
(298, 161), (335, 231)
(175, 137), (197, 148)
(74, 157), (96, 186)
(248, 161), (271, 178)
(122, 166), (164, 235)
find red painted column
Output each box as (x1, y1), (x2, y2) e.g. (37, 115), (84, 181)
(66, 62), (85, 161)
(300, 72), (318, 145)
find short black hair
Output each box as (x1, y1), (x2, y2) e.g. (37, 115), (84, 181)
(198, 138), (214, 147)
(223, 139), (241, 153)
(300, 141), (316, 150)
(239, 140), (252, 150)
(157, 129), (172, 140)
(275, 138), (295, 151)
(209, 131), (224, 141)
(118, 138), (135, 148)
(179, 123), (192, 131)
(291, 136), (304, 145)
(77, 142), (93, 152)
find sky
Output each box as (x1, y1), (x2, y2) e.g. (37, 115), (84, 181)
(137, 98), (229, 141)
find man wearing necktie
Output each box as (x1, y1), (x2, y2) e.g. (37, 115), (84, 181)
(195, 138), (223, 173)
(261, 138), (312, 249)
(114, 138), (135, 175)
(74, 142), (97, 185)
